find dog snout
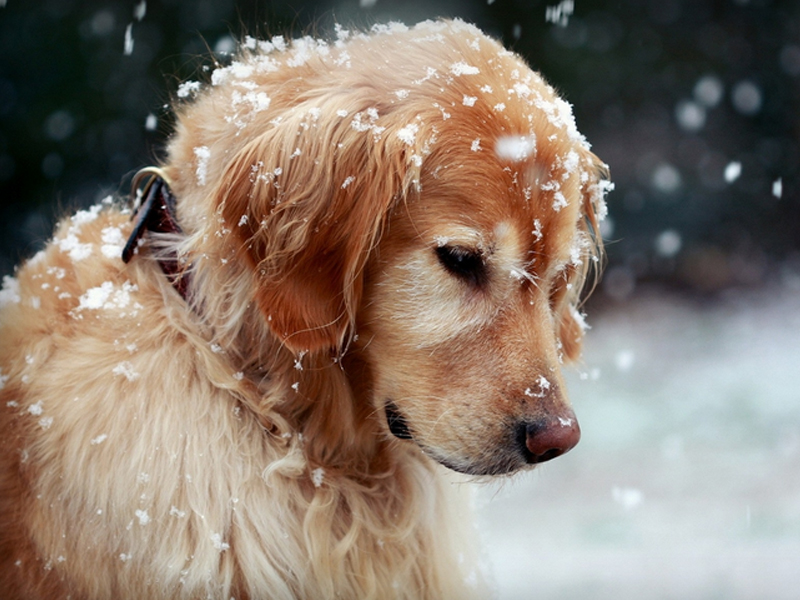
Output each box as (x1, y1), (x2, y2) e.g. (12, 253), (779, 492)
(516, 411), (581, 464)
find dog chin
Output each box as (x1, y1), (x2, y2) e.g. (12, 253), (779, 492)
(422, 448), (528, 477)
(384, 401), (527, 477)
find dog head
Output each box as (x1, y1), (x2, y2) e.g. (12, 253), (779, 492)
(188, 20), (608, 475)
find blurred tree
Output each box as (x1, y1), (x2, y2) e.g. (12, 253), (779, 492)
(1, 0), (797, 298)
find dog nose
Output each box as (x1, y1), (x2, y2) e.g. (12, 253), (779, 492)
(518, 413), (581, 464)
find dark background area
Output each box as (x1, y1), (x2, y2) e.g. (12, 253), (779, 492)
(1, 0), (798, 303)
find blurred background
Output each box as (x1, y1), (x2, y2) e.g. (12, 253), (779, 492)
(1, 1), (798, 598)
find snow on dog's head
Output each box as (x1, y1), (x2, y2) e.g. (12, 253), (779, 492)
(165, 18), (610, 476)
(495, 135), (537, 162)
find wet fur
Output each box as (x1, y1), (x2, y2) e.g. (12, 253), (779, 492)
(0, 20), (606, 599)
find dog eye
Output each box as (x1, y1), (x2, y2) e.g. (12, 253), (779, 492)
(435, 245), (487, 286)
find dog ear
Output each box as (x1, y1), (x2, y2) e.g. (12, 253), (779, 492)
(554, 151), (609, 362)
(216, 101), (424, 353)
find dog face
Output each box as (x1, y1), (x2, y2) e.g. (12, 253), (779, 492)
(355, 117), (604, 475)
(202, 21), (607, 476)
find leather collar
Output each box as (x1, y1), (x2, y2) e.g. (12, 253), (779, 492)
(122, 168), (191, 300)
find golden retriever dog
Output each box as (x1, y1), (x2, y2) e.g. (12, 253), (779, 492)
(0, 19), (609, 599)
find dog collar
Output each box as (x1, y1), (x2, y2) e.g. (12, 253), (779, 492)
(122, 168), (191, 300)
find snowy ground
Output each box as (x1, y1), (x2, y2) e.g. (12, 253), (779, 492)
(476, 285), (800, 600)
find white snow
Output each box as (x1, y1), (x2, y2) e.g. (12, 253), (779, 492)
(350, 109), (385, 139)
(72, 204), (102, 226)
(545, 0), (575, 27)
(293, 351), (305, 371)
(194, 146), (211, 186)
(75, 281), (137, 313)
(478, 287), (800, 600)
(230, 90), (271, 116)
(176, 81), (202, 99)
(211, 533), (230, 551)
(532, 219), (543, 241)
(0, 275), (20, 306)
(495, 135), (536, 162)
(413, 66), (438, 85)
(58, 234), (93, 262)
(772, 178), (783, 199)
(123, 23), (134, 56)
(449, 61), (480, 76)
(694, 75), (724, 107)
(433, 235), (451, 248)
(569, 304), (589, 333)
(724, 161), (742, 183)
(47, 266), (66, 280)
(144, 113), (157, 130)
(311, 467), (325, 488)
(90, 434), (108, 445)
(732, 80), (763, 115)
(651, 162), (682, 194)
(214, 35), (236, 57)
(112, 361), (140, 382)
(270, 35), (287, 53)
(133, 0), (146, 21)
(562, 149), (580, 176)
(524, 375), (551, 398)
(614, 349), (635, 372)
(675, 99), (706, 132)
(396, 123), (419, 146)
(78, 283), (112, 310)
(211, 62), (253, 87)
(654, 229), (682, 258)
(370, 22), (409, 36)
(612, 486), (644, 510)
(100, 226), (125, 259)
(334, 24), (350, 43)
(552, 191), (568, 212)
(134, 509), (150, 526)
(591, 179), (613, 221)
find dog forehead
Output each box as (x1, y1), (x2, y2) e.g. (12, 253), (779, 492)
(417, 133), (582, 235)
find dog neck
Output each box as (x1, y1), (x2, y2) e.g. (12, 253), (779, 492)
(121, 169), (399, 476)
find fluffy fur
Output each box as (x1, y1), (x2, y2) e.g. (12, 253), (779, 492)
(0, 19), (608, 599)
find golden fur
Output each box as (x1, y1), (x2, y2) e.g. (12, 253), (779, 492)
(0, 19), (608, 599)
